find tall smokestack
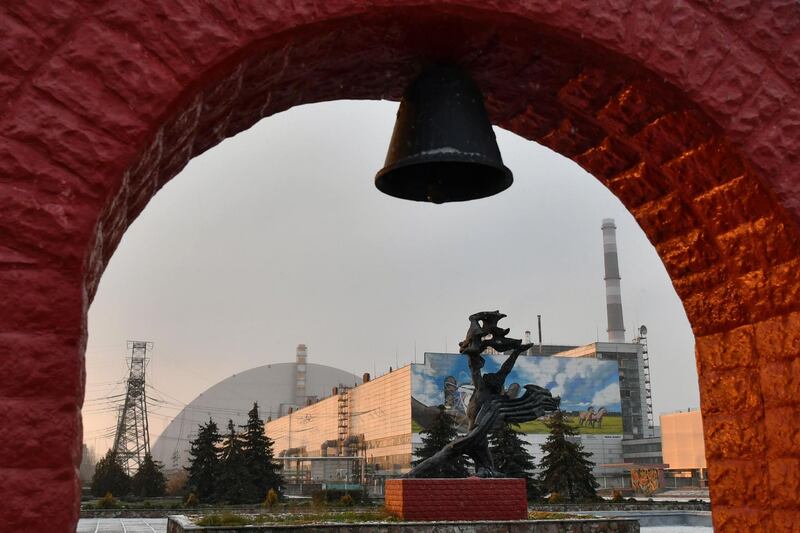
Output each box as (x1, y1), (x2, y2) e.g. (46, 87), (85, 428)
(295, 344), (307, 405)
(602, 219), (625, 343)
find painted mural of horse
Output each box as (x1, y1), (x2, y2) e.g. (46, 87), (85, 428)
(578, 406), (595, 426)
(578, 406), (607, 428)
(589, 407), (607, 428)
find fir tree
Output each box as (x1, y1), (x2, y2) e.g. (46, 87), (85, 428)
(131, 453), (166, 497)
(537, 410), (599, 501)
(239, 403), (283, 499)
(490, 421), (539, 498)
(91, 450), (130, 497)
(185, 418), (222, 502)
(413, 405), (469, 477)
(216, 419), (257, 503)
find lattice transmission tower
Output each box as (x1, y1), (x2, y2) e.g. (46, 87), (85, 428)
(112, 341), (153, 475)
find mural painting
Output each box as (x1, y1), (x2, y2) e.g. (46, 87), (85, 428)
(412, 353), (622, 435)
(631, 468), (662, 495)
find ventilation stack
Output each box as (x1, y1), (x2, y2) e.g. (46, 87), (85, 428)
(602, 219), (626, 343)
(295, 344), (307, 405)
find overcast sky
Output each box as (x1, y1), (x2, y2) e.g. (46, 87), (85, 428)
(82, 100), (698, 453)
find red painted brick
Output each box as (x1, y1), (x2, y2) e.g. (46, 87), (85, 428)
(768, 458), (800, 508)
(764, 406), (800, 459)
(385, 478), (527, 521)
(707, 459), (769, 507)
(0, 467), (80, 533)
(713, 506), (774, 532)
(704, 411), (766, 460)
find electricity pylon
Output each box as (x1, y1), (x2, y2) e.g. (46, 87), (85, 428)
(112, 341), (153, 475)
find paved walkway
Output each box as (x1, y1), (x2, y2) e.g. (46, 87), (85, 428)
(76, 518), (167, 533)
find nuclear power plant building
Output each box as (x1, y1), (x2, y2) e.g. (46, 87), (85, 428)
(153, 218), (665, 491)
(260, 218), (663, 490)
(150, 345), (361, 469)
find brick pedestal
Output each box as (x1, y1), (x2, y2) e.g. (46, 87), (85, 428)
(385, 478), (527, 521)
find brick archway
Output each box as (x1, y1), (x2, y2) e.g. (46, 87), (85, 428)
(1, 2), (799, 531)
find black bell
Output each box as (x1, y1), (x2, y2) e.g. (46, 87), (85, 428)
(375, 66), (513, 204)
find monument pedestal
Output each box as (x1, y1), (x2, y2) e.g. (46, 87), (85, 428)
(384, 478), (527, 521)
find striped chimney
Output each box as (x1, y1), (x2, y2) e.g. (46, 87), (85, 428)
(602, 219), (625, 343)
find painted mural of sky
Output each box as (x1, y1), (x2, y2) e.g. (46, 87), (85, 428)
(413, 353), (622, 414)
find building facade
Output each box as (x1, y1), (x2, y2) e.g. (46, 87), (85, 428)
(265, 350), (634, 483)
(661, 410), (706, 470)
(266, 367), (413, 478)
(557, 342), (653, 439)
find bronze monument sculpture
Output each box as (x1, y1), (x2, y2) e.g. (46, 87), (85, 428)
(407, 310), (560, 478)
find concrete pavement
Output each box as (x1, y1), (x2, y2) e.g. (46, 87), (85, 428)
(76, 518), (167, 533)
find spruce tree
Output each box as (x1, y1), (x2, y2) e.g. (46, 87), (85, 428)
(185, 418), (222, 502)
(91, 450), (131, 497)
(490, 421), (539, 498)
(131, 453), (166, 497)
(239, 402), (283, 499)
(413, 405), (469, 477)
(537, 410), (599, 501)
(216, 419), (257, 503)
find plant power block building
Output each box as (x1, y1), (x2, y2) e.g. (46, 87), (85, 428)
(264, 348), (640, 488)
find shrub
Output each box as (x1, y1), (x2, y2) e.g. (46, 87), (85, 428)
(165, 470), (189, 497)
(340, 493), (354, 506)
(311, 490), (327, 509)
(312, 489), (365, 506)
(196, 512), (250, 527)
(263, 488), (279, 508)
(96, 492), (119, 509)
(184, 492), (199, 507)
(611, 490), (624, 502)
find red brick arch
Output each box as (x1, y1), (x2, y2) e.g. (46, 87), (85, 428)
(1, 1), (799, 531)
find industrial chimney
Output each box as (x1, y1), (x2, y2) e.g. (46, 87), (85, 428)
(295, 344), (307, 405)
(602, 219), (626, 343)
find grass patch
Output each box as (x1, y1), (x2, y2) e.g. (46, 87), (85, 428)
(516, 414), (623, 435)
(529, 511), (589, 520)
(196, 512), (251, 526)
(83, 497), (185, 510)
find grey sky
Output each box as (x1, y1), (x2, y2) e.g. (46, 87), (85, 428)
(83, 100), (697, 453)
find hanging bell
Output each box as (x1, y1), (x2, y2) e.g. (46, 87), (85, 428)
(375, 66), (513, 204)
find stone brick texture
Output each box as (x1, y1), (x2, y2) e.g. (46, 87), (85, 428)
(1, 1), (799, 531)
(385, 478), (528, 521)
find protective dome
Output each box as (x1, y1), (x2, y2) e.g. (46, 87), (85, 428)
(151, 362), (360, 468)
